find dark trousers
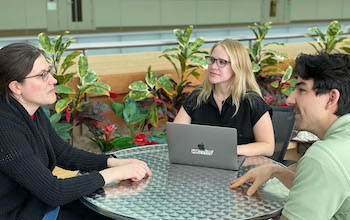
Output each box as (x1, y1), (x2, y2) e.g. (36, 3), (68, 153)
(57, 199), (113, 220)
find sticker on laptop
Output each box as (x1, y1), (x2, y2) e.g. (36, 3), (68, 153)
(191, 142), (214, 155)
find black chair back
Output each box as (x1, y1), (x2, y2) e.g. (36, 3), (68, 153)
(269, 106), (296, 163)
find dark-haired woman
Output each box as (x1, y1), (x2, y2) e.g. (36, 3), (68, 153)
(0, 43), (151, 220)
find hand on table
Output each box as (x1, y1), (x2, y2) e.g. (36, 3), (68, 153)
(100, 160), (152, 185)
(229, 164), (279, 196)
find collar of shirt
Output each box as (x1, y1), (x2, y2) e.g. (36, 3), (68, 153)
(208, 91), (233, 107)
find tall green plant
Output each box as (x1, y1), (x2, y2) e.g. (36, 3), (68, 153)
(128, 66), (174, 127)
(306, 21), (347, 54)
(160, 25), (208, 111)
(248, 22), (294, 105)
(38, 31), (112, 138)
(38, 31), (81, 86)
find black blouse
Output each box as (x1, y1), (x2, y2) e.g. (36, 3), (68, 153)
(182, 89), (272, 145)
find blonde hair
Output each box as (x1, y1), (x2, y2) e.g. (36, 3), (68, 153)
(196, 39), (262, 116)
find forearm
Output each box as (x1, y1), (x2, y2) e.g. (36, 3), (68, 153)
(271, 165), (295, 189)
(237, 142), (274, 156)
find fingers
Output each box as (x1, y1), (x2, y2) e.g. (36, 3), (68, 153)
(246, 178), (265, 196)
(229, 174), (252, 189)
(129, 163), (152, 182)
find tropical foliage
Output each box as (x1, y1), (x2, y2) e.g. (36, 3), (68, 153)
(38, 32), (112, 138)
(128, 66), (175, 128)
(306, 20), (348, 54)
(248, 22), (295, 105)
(160, 25), (208, 112)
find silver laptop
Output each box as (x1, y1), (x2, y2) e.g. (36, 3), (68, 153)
(166, 122), (245, 170)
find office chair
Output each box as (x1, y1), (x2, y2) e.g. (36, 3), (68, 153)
(269, 106), (296, 167)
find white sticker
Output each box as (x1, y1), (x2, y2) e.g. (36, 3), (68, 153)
(191, 149), (214, 156)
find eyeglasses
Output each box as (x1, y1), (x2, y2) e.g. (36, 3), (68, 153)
(24, 67), (53, 82)
(205, 56), (231, 68)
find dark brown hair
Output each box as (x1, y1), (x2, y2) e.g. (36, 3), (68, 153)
(0, 43), (45, 101)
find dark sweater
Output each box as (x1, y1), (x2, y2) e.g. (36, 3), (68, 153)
(0, 98), (110, 220)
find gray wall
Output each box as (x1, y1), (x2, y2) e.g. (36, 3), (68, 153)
(0, 0), (349, 32)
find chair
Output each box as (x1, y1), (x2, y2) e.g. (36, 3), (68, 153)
(269, 106), (296, 167)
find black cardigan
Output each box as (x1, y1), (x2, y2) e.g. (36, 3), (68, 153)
(0, 98), (110, 220)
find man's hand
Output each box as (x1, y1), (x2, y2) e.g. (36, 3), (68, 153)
(230, 164), (280, 196)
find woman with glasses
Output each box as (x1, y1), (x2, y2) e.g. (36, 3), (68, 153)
(0, 43), (152, 220)
(174, 39), (274, 156)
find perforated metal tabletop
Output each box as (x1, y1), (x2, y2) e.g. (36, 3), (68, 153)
(81, 144), (289, 220)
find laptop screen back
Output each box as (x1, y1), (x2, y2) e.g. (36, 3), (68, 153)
(166, 122), (245, 170)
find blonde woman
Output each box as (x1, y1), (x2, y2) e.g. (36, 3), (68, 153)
(174, 39), (274, 156)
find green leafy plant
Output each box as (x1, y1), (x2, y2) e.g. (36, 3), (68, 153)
(110, 96), (148, 138)
(38, 31), (81, 87)
(160, 25), (208, 111)
(42, 105), (74, 140)
(90, 123), (134, 152)
(127, 25), (208, 129)
(248, 22), (295, 105)
(38, 31), (112, 139)
(306, 20), (347, 54)
(128, 66), (175, 127)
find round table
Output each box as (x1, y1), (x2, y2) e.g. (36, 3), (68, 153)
(80, 144), (289, 220)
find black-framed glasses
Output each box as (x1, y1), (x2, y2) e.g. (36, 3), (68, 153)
(24, 66), (53, 82)
(205, 56), (231, 68)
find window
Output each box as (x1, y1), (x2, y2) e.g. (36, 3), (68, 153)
(71, 0), (82, 22)
(270, 0), (277, 17)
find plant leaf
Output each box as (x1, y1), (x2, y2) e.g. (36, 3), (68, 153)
(86, 87), (110, 96)
(156, 74), (174, 96)
(55, 85), (76, 94)
(78, 55), (88, 79)
(55, 97), (72, 113)
(82, 71), (98, 85)
(129, 91), (151, 101)
(110, 136), (133, 149)
(110, 102), (125, 118)
(85, 82), (110, 90)
(149, 102), (158, 127)
(162, 47), (178, 53)
(38, 33), (52, 53)
(281, 66), (293, 83)
(146, 66), (157, 89)
(129, 80), (148, 92)
(270, 81), (279, 88)
(50, 112), (62, 124)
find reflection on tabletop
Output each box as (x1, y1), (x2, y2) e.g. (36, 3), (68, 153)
(103, 177), (151, 199)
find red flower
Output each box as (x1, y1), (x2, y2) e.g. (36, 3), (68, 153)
(100, 124), (116, 145)
(65, 106), (74, 122)
(154, 96), (163, 103)
(279, 102), (288, 106)
(146, 140), (158, 145)
(281, 82), (290, 86)
(133, 133), (147, 146)
(109, 92), (119, 99)
(92, 121), (99, 128)
(102, 124), (116, 136)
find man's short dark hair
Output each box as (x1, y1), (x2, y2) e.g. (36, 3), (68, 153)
(294, 53), (350, 116)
